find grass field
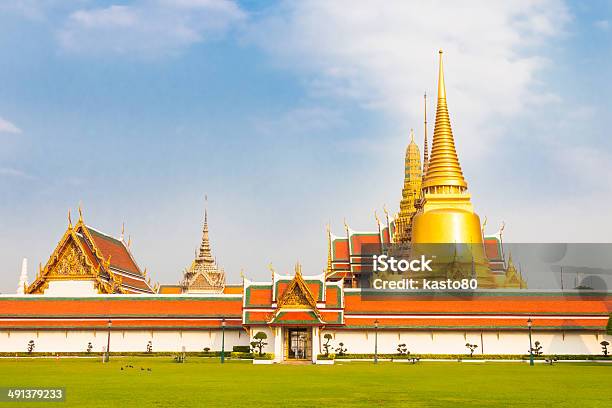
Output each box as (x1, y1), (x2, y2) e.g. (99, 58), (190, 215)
(0, 358), (610, 407)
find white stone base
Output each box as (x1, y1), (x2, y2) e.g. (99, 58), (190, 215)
(253, 359), (274, 364)
(315, 359), (334, 365)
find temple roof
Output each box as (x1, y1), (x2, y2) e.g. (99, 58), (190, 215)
(26, 214), (154, 295)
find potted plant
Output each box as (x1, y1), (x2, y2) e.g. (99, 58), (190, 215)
(27, 340), (35, 354)
(601, 340), (609, 356)
(465, 343), (478, 357)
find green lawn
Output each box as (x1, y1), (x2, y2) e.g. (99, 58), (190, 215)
(0, 358), (610, 407)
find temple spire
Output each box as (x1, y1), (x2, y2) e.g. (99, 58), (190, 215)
(422, 92), (429, 175)
(181, 195), (225, 293)
(197, 196), (214, 262)
(422, 50), (467, 192)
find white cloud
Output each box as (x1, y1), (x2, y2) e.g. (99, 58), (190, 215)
(0, 167), (32, 179)
(0, 117), (22, 134)
(248, 0), (570, 161)
(253, 106), (345, 136)
(58, 1), (246, 57)
(594, 20), (609, 31)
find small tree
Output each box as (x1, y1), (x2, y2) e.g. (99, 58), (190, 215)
(335, 342), (347, 356)
(27, 340), (35, 354)
(601, 340), (609, 356)
(146, 341), (153, 353)
(465, 343), (478, 357)
(252, 332), (268, 356)
(203, 347), (211, 353)
(530, 341), (543, 356)
(322, 334), (333, 356)
(86, 342), (93, 353)
(397, 343), (409, 355)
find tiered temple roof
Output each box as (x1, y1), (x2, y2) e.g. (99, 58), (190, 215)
(26, 211), (154, 294)
(243, 264), (344, 327)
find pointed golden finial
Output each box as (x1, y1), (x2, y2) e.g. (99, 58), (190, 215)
(343, 218), (349, 232)
(294, 261), (302, 276)
(68, 209), (73, 228)
(120, 223), (125, 241)
(240, 268), (245, 280)
(481, 216), (488, 235)
(374, 210), (381, 227)
(422, 49), (467, 192)
(326, 224), (333, 275)
(410, 128), (415, 142)
(268, 262), (276, 281)
(127, 235), (131, 248)
(78, 203), (83, 222)
(437, 50), (446, 100)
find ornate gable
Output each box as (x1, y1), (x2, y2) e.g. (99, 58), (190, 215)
(268, 264), (323, 325)
(27, 223), (123, 294)
(46, 239), (95, 279)
(503, 255), (527, 289)
(277, 264), (319, 311)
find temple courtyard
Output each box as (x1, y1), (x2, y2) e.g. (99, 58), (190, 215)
(0, 358), (610, 407)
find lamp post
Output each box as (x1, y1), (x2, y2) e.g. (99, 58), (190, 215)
(221, 318), (226, 364)
(374, 319), (379, 364)
(105, 319), (112, 363)
(527, 318), (534, 366)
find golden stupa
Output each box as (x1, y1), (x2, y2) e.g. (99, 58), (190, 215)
(410, 51), (497, 287)
(411, 50), (483, 245)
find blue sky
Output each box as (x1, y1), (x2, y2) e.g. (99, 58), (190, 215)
(0, 0), (611, 292)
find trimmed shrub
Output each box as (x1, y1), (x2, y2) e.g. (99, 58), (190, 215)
(232, 345), (251, 353)
(230, 352), (254, 359)
(317, 353), (336, 360)
(253, 353), (274, 360)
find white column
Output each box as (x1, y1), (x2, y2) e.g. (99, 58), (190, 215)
(273, 327), (283, 363)
(311, 327), (320, 363)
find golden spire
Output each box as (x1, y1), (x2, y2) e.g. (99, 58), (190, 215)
(326, 224), (333, 276)
(422, 92), (429, 175)
(422, 50), (467, 192)
(197, 197), (214, 262)
(394, 127), (422, 243)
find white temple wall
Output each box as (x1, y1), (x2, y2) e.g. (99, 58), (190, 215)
(321, 330), (611, 356)
(1, 328), (609, 355)
(0, 329), (250, 353)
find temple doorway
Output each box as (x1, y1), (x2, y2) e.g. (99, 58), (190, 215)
(284, 328), (311, 360)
